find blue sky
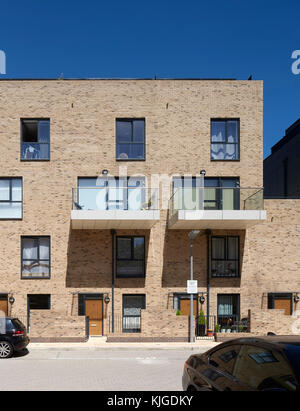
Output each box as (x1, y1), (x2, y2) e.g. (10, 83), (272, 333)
(0, 0), (299, 158)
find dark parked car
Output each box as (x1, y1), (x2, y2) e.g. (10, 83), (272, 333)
(0, 318), (30, 359)
(183, 336), (300, 391)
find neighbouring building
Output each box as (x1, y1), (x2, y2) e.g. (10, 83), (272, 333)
(0, 78), (299, 342)
(264, 118), (300, 198)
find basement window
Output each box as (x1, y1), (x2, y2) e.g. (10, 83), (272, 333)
(21, 119), (50, 160)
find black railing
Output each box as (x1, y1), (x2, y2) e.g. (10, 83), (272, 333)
(108, 315), (141, 333)
(195, 315), (217, 337)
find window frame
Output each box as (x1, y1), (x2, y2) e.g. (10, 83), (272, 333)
(211, 236), (240, 278)
(210, 118), (240, 162)
(27, 294), (51, 310)
(217, 294), (240, 325)
(116, 118), (146, 161)
(0, 177), (23, 220)
(116, 236), (146, 278)
(21, 236), (51, 280)
(20, 118), (50, 161)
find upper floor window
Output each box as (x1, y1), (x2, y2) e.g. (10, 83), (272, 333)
(21, 236), (50, 279)
(116, 236), (145, 278)
(211, 119), (240, 161)
(116, 119), (145, 161)
(21, 119), (50, 160)
(212, 236), (239, 278)
(0, 178), (22, 219)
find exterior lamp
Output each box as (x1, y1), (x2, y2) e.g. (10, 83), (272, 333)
(199, 296), (205, 305)
(9, 296), (15, 305)
(102, 169), (109, 175)
(200, 170), (206, 176)
(104, 295), (110, 304)
(294, 295), (300, 304)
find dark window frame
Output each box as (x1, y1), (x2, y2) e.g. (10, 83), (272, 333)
(20, 118), (50, 161)
(21, 236), (51, 280)
(211, 236), (240, 278)
(0, 177), (23, 220)
(116, 236), (146, 278)
(267, 293), (293, 314)
(116, 118), (146, 161)
(27, 294), (51, 310)
(210, 118), (240, 162)
(122, 294), (146, 333)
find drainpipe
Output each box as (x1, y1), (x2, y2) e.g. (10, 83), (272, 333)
(111, 229), (116, 333)
(205, 229), (212, 329)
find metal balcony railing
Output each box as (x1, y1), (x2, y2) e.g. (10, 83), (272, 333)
(72, 187), (159, 211)
(170, 187), (264, 216)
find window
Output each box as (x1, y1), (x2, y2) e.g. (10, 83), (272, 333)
(116, 119), (145, 160)
(28, 294), (50, 310)
(211, 119), (240, 160)
(21, 237), (50, 279)
(267, 293), (292, 315)
(172, 177), (239, 211)
(116, 236), (145, 278)
(21, 119), (50, 160)
(233, 345), (297, 391)
(0, 178), (22, 219)
(209, 345), (241, 375)
(122, 294), (145, 333)
(217, 294), (240, 327)
(77, 177), (146, 211)
(212, 236), (239, 277)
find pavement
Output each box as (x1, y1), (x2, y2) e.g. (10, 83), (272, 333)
(0, 341), (219, 391)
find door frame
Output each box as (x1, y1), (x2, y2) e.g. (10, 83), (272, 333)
(78, 293), (104, 336)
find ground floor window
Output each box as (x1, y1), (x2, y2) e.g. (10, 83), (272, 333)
(122, 294), (145, 333)
(217, 294), (240, 327)
(268, 293), (292, 315)
(28, 294), (51, 310)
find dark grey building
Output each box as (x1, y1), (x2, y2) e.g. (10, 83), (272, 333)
(264, 118), (300, 198)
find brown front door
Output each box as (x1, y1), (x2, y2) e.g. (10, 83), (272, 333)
(85, 299), (103, 335)
(180, 299), (197, 316)
(274, 298), (292, 315)
(0, 297), (8, 316)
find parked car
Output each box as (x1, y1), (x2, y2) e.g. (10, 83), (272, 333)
(183, 336), (300, 391)
(0, 318), (30, 359)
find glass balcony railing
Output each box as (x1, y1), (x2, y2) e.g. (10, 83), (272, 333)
(72, 187), (159, 211)
(170, 187), (264, 216)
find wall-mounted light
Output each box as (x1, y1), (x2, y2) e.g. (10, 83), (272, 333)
(199, 296), (205, 305)
(294, 295), (300, 304)
(9, 296), (15, 305)
(200, 170), (206, 176)
(104, 295), (110, 305)
(102, 169), (109, 176)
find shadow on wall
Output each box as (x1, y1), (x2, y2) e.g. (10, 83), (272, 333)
(66, 225), (147, 289)
(162, 228), (245, 289)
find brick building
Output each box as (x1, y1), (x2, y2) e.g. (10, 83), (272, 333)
(0, 78), (299, 342)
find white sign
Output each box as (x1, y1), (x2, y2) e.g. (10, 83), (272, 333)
(187, 280), (198, 294)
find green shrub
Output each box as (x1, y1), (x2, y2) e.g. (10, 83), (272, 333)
(197, 310), (207, 325)
(176, 309), (182, 316)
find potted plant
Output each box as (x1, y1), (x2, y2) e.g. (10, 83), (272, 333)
(197, 310), (207, 337)
(207, 329), (213, 337)
(215, 324), (220, 333)
(226, 325), (232, 333)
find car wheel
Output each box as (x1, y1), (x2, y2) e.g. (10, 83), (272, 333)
(0, 341), (13, 359)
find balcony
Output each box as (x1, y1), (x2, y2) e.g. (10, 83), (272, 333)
(71, 186), (160, 229)
(169, 187), (266, 229)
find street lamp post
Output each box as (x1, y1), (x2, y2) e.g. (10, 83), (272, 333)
(188, 230), (201, 343)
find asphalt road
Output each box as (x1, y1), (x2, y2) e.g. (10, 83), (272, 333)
(0, 347), (210, 391)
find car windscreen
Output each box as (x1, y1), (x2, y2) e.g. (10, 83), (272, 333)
(284, 345), (300, 382)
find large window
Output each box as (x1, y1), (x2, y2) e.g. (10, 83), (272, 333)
(77, 177), (146, 211)
(116, 236), (145, 278)
(116, 119), (145, 160)
(211, 119), (240, 161)
(212, 236), (239, 277)
(122, 294), (145, 333)
(0, 178), (22, 219)
(217, 294), (240, 327)
(21, 237), (50, 279)
(21, 119), (50, 160)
